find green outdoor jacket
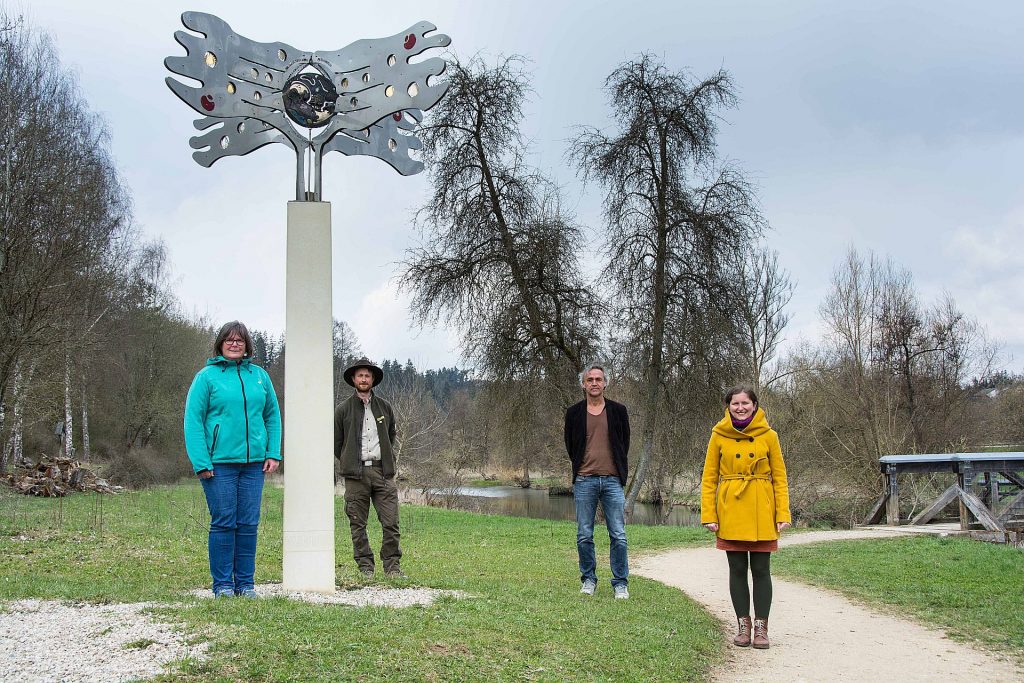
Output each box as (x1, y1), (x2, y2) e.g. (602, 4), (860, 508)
(183, 356), (282, 473)
(334, 392), (397, 478)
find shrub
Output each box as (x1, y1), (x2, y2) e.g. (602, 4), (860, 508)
(102, 446), (193, 488)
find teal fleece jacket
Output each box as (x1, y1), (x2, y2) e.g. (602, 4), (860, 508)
(183, 356), (282, 473)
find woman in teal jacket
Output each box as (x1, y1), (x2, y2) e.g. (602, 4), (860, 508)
(184, 321), (282, 598)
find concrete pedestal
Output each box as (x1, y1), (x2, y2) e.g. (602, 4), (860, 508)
(282, 201), (335, 592)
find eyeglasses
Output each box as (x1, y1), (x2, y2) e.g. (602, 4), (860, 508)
(223, 339), (246, 347)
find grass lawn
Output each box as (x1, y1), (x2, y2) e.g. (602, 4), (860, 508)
(0, 484), (718, 682)
(774, 535), (1024, 655)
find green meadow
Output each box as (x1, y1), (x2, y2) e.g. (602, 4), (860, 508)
(0, 484), (717, 681)
(2, 484), (1022, 680)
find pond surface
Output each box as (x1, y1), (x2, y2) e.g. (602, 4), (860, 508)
(413, 485), (700, 527)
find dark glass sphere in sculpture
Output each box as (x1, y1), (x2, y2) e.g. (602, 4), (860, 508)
(283, 73), (338, 128)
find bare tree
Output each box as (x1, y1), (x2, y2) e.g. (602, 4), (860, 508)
(393, 372), (484, 504)
(0, 13), (132, 467)
(80, 378), (91, 461)
(812, 249), (914, 478)
(332, 319), (362, 402)
(914, 294), (997, 447)
(61, 352), (73, 458)
(401, 55), (600, 393)
(0, 15), (226, 478)
(376, 360), (448, 471)
(781, 247), (998, 502)
(733, 248), (793, 391)
(573, 55), (766, 512)
(105, 243), (206, 452)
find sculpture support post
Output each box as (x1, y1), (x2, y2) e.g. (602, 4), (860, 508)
(283, 201), (335, 591)
(166, 12), (451, 593)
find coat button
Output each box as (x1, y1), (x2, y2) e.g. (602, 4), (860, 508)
(748, 437), (754, 442)
(736, 454), (740, 458)
(749, 453), (754, 458)
(735, 438), (741, 442)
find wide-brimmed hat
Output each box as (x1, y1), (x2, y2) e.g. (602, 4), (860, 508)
(344, 357), (384, 387)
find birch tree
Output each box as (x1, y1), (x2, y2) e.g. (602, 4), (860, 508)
(0, 360), (31, 470)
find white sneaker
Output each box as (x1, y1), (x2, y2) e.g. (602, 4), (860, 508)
(614, 584), (629, 599)
(580, 579), (597, 596)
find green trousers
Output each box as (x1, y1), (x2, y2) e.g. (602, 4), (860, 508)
(344, 465), (402, 573)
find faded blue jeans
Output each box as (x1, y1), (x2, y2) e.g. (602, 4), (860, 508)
(574, 475), (629, 588)
(199, 462), (265, 595)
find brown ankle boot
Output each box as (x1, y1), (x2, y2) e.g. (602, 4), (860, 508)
(733, 616), (752, 647)
(752, 617), (769, 649)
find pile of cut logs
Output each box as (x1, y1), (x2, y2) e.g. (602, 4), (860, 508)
(1, 457), (120, 497)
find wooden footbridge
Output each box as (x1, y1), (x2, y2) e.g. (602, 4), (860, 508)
(864, 453), (1024, 535)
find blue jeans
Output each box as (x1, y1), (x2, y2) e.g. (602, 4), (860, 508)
(574, 475), (629, 587)
(200, 463), (265, 594)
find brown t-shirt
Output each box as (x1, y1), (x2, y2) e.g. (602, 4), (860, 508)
(578, 408), (617, 477)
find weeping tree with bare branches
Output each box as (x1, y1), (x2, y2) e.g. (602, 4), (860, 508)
(573, 55), (768, 513)
(401, 55), (600, 397)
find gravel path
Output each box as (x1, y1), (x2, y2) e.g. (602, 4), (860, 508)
(191, 583), (465, 607)
(0, 600), (206, 683)
(633, 529), (1024, 682)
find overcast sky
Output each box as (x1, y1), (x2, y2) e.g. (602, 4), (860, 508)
(21, 0), (1024, 373)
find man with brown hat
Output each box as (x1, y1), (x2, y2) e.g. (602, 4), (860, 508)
(334, 357), (403, 578)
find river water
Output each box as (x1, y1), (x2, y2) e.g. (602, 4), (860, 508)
(407, 485), (700, 527)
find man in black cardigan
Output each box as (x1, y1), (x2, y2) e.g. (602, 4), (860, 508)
(564, 362), (631, 599)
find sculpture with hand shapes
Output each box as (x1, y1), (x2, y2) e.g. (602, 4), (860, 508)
(164, 11), (450, 200)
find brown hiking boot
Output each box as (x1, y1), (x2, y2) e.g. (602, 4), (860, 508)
(733, 616), (752, 647)
(752, 617), (769, 649)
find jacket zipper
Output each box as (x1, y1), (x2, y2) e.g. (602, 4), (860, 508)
(236, 363), (250, 462)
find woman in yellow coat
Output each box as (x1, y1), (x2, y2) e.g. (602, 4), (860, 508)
(701, 385), (790, 649)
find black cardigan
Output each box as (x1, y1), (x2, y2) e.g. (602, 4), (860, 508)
(564, 398), (630, 486)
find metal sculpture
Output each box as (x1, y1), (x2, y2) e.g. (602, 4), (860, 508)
(165, 12), (449, 200)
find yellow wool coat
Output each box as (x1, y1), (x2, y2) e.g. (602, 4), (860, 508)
(700, 407), (791, 542)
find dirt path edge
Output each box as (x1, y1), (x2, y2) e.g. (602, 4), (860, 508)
(633, 529), (1023, 682)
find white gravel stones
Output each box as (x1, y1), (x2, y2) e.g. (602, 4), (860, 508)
(192, 583), (466, 607)
(0, 586), (463, 682)
(0, 599), (207, 683)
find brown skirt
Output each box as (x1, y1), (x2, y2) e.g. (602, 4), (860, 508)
(716, 537), (778, 552)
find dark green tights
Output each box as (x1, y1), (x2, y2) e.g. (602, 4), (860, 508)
(726, 550), (772, 618)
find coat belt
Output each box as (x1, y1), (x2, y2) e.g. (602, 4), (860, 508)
(720, 473), (772, 497)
